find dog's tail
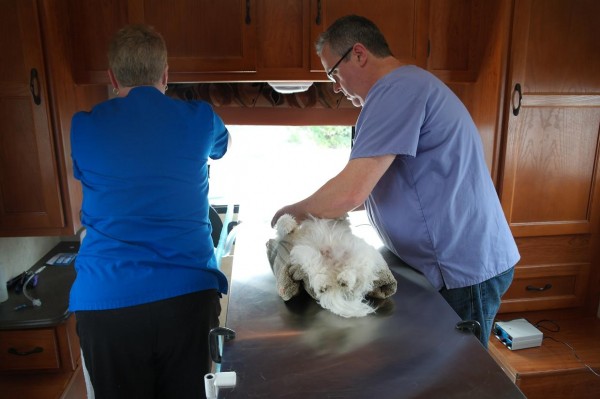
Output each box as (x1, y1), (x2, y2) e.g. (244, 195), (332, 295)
(317, 291), (376, 318)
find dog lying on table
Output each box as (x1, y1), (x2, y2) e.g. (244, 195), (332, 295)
(266, 214), (397, 318)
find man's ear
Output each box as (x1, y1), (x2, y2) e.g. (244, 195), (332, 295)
(353, 43), (368, 66)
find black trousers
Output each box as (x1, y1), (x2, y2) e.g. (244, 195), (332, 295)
(76, 290), (221, 399)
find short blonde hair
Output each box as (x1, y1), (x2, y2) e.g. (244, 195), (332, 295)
(108, 24), (167, 87)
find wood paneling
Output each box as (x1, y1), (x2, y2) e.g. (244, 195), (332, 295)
(428, 0), (512, 181)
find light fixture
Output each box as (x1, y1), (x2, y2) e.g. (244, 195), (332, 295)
(267, 82), (313, 94)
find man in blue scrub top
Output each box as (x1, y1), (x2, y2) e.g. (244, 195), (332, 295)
(272, 15), (519, 347)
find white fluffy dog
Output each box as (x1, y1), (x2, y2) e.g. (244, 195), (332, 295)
(275, 213), (388, 318)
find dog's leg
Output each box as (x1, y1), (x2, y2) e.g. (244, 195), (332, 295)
(337, 268), (358, 292)
(291, 245), (331, 294)
(275, 214), (298, 238)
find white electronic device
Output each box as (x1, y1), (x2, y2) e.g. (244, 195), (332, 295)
(494, 318), (543, 350)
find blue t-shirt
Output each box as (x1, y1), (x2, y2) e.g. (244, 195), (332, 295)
(352, 66), (520, 290)
(70, 86), (229, 311)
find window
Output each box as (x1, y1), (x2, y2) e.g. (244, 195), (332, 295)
(208, 125), (352, 224)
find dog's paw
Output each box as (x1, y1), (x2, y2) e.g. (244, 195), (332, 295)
(275, 214), (298, 238)
(311, 273), (331, 294)
(336, 269), (358, 291)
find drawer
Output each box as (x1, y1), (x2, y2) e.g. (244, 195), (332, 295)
(499, 263), (590, 313)
(0, 328), (60, 371)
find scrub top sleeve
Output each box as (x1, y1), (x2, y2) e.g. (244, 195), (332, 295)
(353, 81), (427, 159)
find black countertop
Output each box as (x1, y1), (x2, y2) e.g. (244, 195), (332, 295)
(0, 241), (78, 330)
(217, 219), (526, 399)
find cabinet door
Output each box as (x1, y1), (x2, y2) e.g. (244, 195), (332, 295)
(128, 0), (256, 80)
(256, 0), (311, 78)
(309, 0), (429, 74)
(0, 0), (64, 231)
(69, 0), (257, 84)
(69, 0), (129, 83)
(498, 0), (600, 314)
(500, 0), (600, 238)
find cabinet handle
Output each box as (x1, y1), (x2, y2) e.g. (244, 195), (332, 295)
(30, 68), (42, 105)
(245, 0), (251, 24)
(512, 83), (522, 116)
(316, 0), (322, 25)
(526, 283), (552, 292)
(8, 346), (44, 356)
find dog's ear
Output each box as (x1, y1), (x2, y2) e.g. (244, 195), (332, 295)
(275, 213), (298, 238)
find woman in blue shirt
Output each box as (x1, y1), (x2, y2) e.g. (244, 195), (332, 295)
(71, 24), (230, 398)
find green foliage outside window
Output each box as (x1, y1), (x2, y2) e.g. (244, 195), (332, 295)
(289, 126), (351, 149)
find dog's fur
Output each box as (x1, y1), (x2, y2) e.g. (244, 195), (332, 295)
(275, 213), (388, 318)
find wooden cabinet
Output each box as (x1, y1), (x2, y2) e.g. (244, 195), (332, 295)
(254, 0), (312, 79)
(67, 0), (429, 83)
(68, 0), (129, 84)
(0, 328), (61, 371)
(498, 0), (600, 315)
(0, 0), (100, 237)
(128, 0), (257, 79)
(0, 316), (85, 398)
(501, 234), (591, 312)
(69, 0), (257, 84)
(309, 0), (429, 72)
(0, 244), (85, 397)
(0, 0), (69, 235)
(0, 316), (79, 373)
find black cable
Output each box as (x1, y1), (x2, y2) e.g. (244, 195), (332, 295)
(533, 319), (599, 378)
(533, 319), (560, 333)
(543, 335), (600, 377)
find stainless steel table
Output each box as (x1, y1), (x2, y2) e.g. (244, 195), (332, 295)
(218, 219), (525, 399)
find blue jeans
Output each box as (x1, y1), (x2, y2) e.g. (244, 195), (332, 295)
(439, 267), (514, 348)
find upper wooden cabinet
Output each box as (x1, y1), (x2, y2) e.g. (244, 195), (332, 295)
(128, 0), (257, 79)
(68, 0), (129, 83)
(0, 0), (65, 233)
(254, 0), (312, 79)
(69, 0), (257, 84)
(309, 0), (429, 73)
(67, 0), (429, 84)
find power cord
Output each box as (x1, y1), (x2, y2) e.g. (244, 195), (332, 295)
(533, 318), (600, 378)
(533, 319), (560, 333)
(22, 265), (46, 307)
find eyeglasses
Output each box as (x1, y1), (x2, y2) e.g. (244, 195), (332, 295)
(326, 46), (353, 82)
